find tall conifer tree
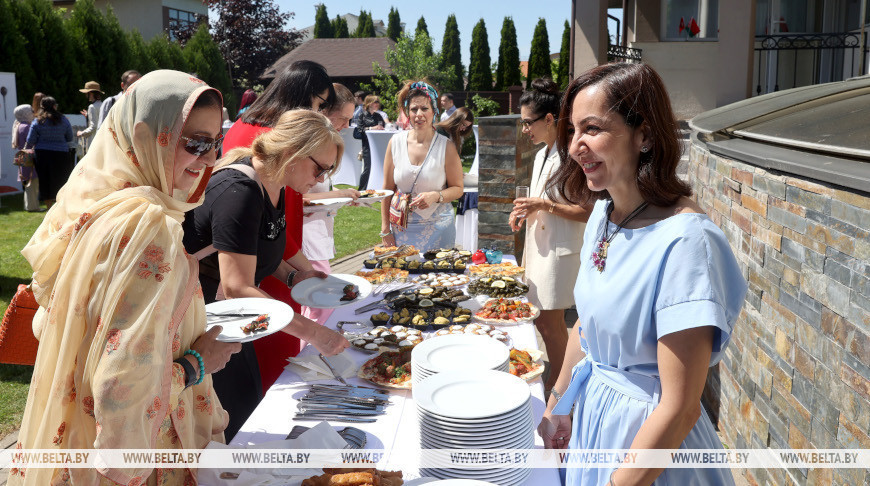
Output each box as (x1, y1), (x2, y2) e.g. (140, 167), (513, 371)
(557, 20), (570, 88)
(313, 4), (332, 38)
(468, 19), (493, 91)
(494, 17), (520, 90)
(386, 7), (401, 41)
(415, 16), (433, 56)
(440, 14), (463, 91)
(332, 15), (349, 38)
(527, 17), (552, 81)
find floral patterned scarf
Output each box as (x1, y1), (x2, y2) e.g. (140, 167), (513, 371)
(15, 70), (226, 485)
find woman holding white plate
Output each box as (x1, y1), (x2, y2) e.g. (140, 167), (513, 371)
(183, 109), (350, 441)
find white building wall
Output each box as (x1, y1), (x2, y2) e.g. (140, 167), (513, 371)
(633, 41), (720, 120)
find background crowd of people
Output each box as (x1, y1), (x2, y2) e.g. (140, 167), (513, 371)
(10, 59), (746, 486)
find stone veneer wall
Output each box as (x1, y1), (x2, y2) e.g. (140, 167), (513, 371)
(688, 140), (870, 486)
(476, 115), (538, 258)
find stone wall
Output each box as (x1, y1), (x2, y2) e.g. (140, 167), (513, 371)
(688, 141), (870, 486)
(477, 115), (538, 258)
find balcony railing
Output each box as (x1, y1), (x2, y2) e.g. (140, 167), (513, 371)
(753, 32), (868, 95)
(607, 44), (643, 64)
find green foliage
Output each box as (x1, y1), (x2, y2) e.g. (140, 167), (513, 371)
(557, 20), (570, 88)
(468, 19), (493, 91)
(528, 18), (552, 82)
(127, 30), (157, 74)
(184, 23), (234, 112)
(415, 16), (433, 57)
(332, 15), (349, 38)
(495, 17), (521, 90)
(440, 14), (463, 92)
(67, 0), (123, 101)
(386, 7), (401, 41)
(363, 32), (452, 121)
(0, 0), (37, 106)
(469, 93), (499, 120)
(313, 4), (332, 39)
(354, 10), (375, 38)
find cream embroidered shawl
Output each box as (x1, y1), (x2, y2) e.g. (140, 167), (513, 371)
(15, 70), (226, 485)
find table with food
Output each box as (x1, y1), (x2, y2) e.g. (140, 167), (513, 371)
(218, 245), (560, 485)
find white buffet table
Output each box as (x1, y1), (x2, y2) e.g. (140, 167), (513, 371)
(364, 129), (400, 190)
(230, 258), (559, 485)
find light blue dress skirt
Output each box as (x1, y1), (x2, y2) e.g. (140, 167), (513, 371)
(393, 203), (455, 250)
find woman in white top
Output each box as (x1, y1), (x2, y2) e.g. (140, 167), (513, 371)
(76, 81), (103, 153)
(380, 81), (463, 250)
(509, 78), (591, 391)
(301, 83), (360, 324)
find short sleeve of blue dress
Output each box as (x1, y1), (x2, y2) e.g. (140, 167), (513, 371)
(575, 199), (747, 373)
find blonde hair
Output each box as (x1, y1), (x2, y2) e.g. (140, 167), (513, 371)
(219, 109), (343, 182)
(363, 95), (380, 111)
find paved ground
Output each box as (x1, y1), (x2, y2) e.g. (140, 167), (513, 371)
(0, 247), (750, 485)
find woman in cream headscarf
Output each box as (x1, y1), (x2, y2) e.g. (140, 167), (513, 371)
(12, 70), (241, 486)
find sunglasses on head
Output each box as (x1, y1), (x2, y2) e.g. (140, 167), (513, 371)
(180, 134), (223, 156)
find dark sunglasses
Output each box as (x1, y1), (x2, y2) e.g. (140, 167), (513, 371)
(180, 134), (223, 156)
(309, 156), (334, 179)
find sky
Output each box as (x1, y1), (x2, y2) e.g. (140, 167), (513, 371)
(273, 1), (621, 63)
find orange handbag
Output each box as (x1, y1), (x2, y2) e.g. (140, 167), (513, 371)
(0, 284), (40, 366)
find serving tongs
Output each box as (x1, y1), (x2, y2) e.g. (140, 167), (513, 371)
(373, 244), (414, 261)
(354, 287), (413, 314)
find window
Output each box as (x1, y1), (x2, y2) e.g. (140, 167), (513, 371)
(662, 0), (719, 40)
(164, 7), (201, 40)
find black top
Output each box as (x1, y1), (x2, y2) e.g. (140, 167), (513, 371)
(183, 158), (286, 302)
(353, 111), (385, 143)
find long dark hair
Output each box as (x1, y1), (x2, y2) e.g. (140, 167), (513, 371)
(241, 60), (335, 127)
(37, 96), (62, 125)
(435, 107), (474, 153)
(519, 77), (560, 118)
(546, 63), (690, 207)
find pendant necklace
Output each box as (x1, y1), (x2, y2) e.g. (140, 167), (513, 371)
(591, 200), (649, 272)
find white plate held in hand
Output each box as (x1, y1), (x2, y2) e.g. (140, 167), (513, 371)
(302, 197), (352, 214)
(291, 274), (372, 309)
(205, 298), (294, 343)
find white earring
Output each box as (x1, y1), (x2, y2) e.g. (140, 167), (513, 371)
(641, 146), (649, 153)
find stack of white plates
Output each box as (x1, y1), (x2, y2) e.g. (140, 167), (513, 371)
(415, 370), (534, 485)
(411, 335), (509, 385)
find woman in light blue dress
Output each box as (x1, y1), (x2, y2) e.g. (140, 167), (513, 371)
(380, 81), (463, 251)
(538, 63), (747, 486)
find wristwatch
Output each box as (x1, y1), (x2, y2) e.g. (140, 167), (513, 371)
(548, 202), (556, 214)
(286, 270), (298, 288)
(438, 191), (444, 203)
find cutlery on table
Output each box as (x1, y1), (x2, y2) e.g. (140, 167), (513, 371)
(293, 414), (377, 423)
(354, 285), (413, 314)
(310, 383), (390, 397)
(318, 353), (347, 385)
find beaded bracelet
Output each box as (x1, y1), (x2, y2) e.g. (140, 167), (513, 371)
(184, 349), (205, 385)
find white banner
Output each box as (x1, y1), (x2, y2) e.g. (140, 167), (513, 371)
(2, 448), (868, 470)
(0, 72), (19, 194)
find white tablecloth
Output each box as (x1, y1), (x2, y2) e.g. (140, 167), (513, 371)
(334, 128), (363, 187)
(454, 188), (479, 251)
(365, 130), (401, 190)
(231, 257), (560, 485)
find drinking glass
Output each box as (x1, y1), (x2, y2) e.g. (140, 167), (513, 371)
(514, 186), (530, 227)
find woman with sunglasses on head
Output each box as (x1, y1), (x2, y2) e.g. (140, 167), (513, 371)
(217, 60), (339, 418)
(299, 83), (361, 325)
(537, 63), (746, 486)
(183, 109), (350, 441)
(509, 78), (591, 392)
(380, 80), (463, 250)
(14, 71), (241, 485)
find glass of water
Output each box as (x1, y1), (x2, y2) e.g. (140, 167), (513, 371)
(514, 186), (529, 227)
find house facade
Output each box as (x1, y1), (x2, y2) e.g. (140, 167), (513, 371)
(53, 0), (208, 40)
(571, 0), (869, 119)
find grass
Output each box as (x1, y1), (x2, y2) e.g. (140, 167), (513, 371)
(0, 194), (45, 437)
(332, 186), (383, 259)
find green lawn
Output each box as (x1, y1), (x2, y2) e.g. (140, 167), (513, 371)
(0, 194), (44, 437)
(332, 200), (382, 259)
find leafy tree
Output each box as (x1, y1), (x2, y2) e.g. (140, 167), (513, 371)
(313, 4), (332, 39)
(467, 19), (493, 91)
(67, 0), (116, 99)
(494, 17), (520, 90)
(440, 14), (463, 91)
(386, 7), (401, 41)
(167, 37), (190, 73)
(363, 32), (452, 121)
(557, 20), (570, 88)
(0, 0), (37, 104)
(184, 23), (234, 113)
(147, 35), (173, 73)
(332, 15), (349, 38)
(104, 8), (131, 76)
(126, 30), (157, 74)
(354, 10), (375, 38)
(23, 0), (82, 110)
(527, 18), (552, 82)
(204, 0), (302, 91)
(413, 16), (433, 56)
(469, 93), (500, 119)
